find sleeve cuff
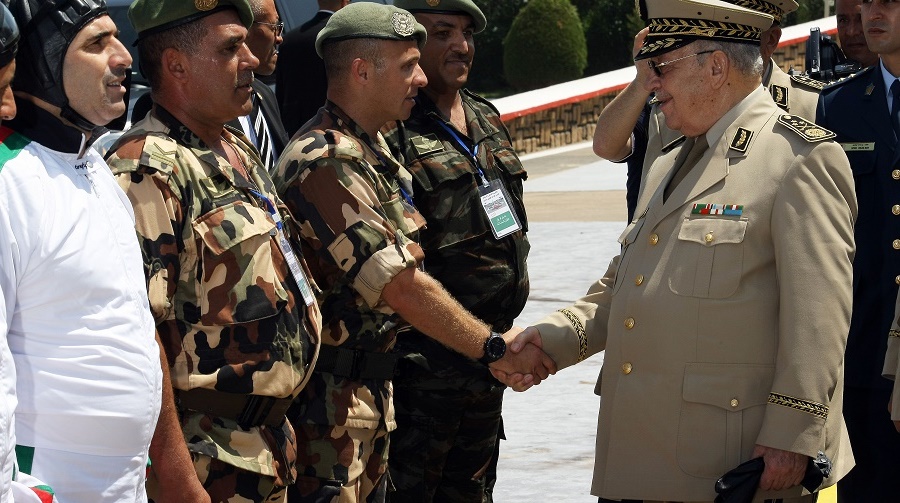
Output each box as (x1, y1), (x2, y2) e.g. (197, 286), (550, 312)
(352, 239), (420, 307)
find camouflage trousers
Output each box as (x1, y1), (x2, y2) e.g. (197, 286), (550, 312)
(147, 453), (285, 503)
(288, 423), (390, 503)
(387, 382), (504, 502)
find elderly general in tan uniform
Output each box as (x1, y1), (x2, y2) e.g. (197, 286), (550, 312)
(500, 0), (858, 501)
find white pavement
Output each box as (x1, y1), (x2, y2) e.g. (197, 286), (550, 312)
(495, 144), (626, 502)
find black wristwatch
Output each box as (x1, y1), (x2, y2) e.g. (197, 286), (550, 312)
(479, 331), (507, 365)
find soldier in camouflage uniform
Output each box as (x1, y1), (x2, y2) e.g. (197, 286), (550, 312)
(105, 1), (320, 502)
(381, 1), (529, 501)
(271, 3), (555, 502)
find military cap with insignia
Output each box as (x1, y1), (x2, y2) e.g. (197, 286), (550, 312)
(129, 0), (254, 42)
(393, 0), (487, 34)
(315, 2), (427, 58)
(724, 0), (797, 25)
(635, 0), (774, 60)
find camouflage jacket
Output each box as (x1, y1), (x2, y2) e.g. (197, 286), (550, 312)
(382, 90), (530, 382)
(273, 102), (424, 430)
(106, 106), (320, 480)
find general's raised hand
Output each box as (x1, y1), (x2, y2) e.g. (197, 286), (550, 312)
(489, 326), (557, 391)
(633, 27), (653, 83)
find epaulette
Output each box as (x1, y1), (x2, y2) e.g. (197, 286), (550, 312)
(789, 73), (825, 91)
(461, 88), (502, 117)
(822, 65), (875, 92)
(777, 114), (836, 142)
(106, 130), (178, 176)
(140, 133), (180, 174)
(295, 128), (368, 164)
(662, 135), (686, 153)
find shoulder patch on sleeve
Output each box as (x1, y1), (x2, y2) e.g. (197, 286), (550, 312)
(790, 73), (825, 91)
(777, 114), (836, 142)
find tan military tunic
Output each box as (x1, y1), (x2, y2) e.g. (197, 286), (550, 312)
(635, 62), (823, 220)
(536, 88), (856, 501)
(765, 59), (823, 121)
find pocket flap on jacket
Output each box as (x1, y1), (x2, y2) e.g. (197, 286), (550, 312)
(193, 201), (276, 255)
(678, 218), (747, 247)
(682, 363), (773, 412)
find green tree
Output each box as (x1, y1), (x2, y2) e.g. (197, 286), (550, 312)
(576, 0), (643, 76)
(503, 0), (588, 91)
(782, 0), (827, 26)
(468, 0), (528, 93)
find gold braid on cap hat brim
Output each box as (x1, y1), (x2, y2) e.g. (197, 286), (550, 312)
(646, 18), (759, 42)
(729, 0), (783, 23)
(637, 18), (761, 57)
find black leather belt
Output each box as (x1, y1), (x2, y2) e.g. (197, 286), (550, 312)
(315, 345), (401, 381)
(175, 388), (293, 429)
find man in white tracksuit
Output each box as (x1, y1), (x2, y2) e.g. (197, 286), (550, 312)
(0, 1), (163, 501)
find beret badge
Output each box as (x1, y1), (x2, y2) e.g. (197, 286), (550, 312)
(195, 0), (218, 11)
(391, 12), (416, 37)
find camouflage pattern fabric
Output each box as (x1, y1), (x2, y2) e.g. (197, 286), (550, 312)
(380, 89), (529, 502)
(149, 453), (287, 503)
(290, 423), (390, 503)
(271, 102), (425, 501)
(106, 105), (320, 493)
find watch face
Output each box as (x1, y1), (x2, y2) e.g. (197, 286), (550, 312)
(487, 335), (506, 359)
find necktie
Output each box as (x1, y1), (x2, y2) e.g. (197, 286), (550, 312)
(664, 135), (709, 201)
(891, 79), (900, 142)
(249, 92), (274, 172)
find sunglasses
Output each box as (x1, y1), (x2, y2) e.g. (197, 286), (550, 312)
(254, 20), (285, 38)
(648, 50), (715, 77)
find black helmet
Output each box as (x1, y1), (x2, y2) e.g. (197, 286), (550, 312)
(5, 0), (108, 130)
(0, 3), (19, 68)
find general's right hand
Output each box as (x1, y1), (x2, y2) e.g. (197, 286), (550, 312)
(633, 27), (653, 83)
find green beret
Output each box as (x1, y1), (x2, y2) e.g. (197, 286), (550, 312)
(129, 0), (254, 41)
(393, 0), (487, 34)
(635, 0), (773, 60)
(315, 3), (427, 58)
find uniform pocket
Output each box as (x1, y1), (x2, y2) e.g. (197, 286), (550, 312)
(677, 363), (773, 478)
(192, 201), (287, 325)
(668, 218), (747, 298)
(491, 145), (528, 231)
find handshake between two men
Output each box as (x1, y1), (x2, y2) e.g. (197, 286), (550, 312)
(489, 326), (552, 392)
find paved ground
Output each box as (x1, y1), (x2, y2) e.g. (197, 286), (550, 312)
(492, 143), (838, 503)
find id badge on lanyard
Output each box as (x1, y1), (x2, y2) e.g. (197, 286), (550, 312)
(433, 118), (521, 239)
(478, 179), (521, 239)
(251, 190), (316, 306)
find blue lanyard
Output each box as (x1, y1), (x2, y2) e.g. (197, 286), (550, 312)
(369, 145), (416, 207)
(249, 189), (283, 231)
(434, 119), (488, 187)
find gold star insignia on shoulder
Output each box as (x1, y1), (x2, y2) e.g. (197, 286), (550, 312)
(789, 73), (825, 91)
(777, 114), (836, 143)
